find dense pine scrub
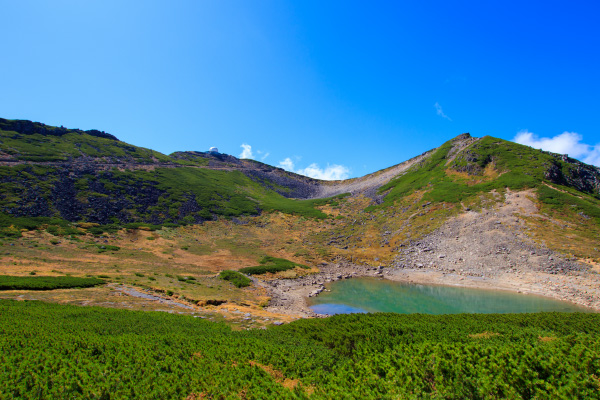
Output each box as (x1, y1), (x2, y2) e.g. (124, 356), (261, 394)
(1, 300), (599, 399)
(219, 270), (252, 287)
(240, 256), (309, 275)
(0, 275), (105, 291)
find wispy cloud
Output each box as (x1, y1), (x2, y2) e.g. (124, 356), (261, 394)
(298, 164), (351, 180)
(585, 148), (600, 167)
(256, 150), (269, 161)
(278, 158), (350, 180)
(434, 102), (452, 121)
(513, 130), (600, 167)
(240, 144), (269, 161)
(239, 143), (254, 159)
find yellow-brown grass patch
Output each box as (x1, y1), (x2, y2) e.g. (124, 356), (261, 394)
(249, 361), (301, 390)
(445, 164), (500, 186)
(185, 393), (209, 400)
(469, 332), (501, 339)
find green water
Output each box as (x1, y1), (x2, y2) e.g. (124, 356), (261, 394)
(309, 277), (593, 315)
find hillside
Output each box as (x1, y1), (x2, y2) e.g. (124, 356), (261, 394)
(0, 118), (345, 231)
(2, 118), (600, 398)
(2, 118), (598, 230)
(0, 117), (599, 315)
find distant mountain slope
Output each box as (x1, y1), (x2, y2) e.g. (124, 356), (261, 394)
(0, 119), (340, 230)
(1, 117), (599, 241)
(0, 118), (170, 163)
(377, 133), (600, 208)
(169, 151), (324, 199)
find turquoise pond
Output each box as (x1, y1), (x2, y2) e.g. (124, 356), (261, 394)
(308, 277), (593, 315)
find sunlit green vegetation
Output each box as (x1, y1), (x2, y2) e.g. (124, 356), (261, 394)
(0, 301), (599, 399)
(0, 276), (104, 291)
(240, 256), (309, 275)
(376, 136), (600, 211)
(0, 119), (171, 162)
(219, 270), (252, 288)
(380, 137), (535, 206)
(537, 184), (600, 225)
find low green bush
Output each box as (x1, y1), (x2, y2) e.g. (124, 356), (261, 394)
(0, 301), (599, 398)
(0, 275), (105, 291)
(96, 244), (120, 253)
(239, 256), (308, 275)
(218, 270), (251, 288)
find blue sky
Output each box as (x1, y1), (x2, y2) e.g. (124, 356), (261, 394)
(2, 1), (599, 178)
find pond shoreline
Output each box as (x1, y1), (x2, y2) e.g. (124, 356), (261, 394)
(264, 262), (600, 318)
(265, 191), (600, 318)
(309, 274), (594, 315)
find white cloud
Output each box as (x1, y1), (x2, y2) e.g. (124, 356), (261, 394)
(278, 157), (295, 171)
(513, 130), (600, 167)
(239, 143), (254, 159)
(298, 164), (350, 180)
(434, 102), (452, 121)
(583, 148), (600, 167)
(514, 130), (588, 157)
(240, 144), (270, 161)
(278, 157), (350, 180)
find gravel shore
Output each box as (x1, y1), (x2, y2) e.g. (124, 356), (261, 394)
(265, 190), (600, 317)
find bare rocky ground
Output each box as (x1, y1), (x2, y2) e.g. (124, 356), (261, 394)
(313, 150), (435, 199)
(262, 262), (386, 318)
(265, 189), (600, 317)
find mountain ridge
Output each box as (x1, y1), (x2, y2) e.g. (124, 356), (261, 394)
(1, 118), (600, 232)
(0, 116), (600, 318)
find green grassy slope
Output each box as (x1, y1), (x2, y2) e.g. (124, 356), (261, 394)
(376, 135), (600, 223)
(0, 118), (172, 163)
(0, 119), (340, 234)
(1, 300), (598, 399)
(0, 164), (335, 235)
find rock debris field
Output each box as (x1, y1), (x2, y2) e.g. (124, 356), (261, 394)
(266, 190), (600, 317)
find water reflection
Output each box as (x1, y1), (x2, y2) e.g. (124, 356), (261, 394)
(309, 277), (592, 315)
